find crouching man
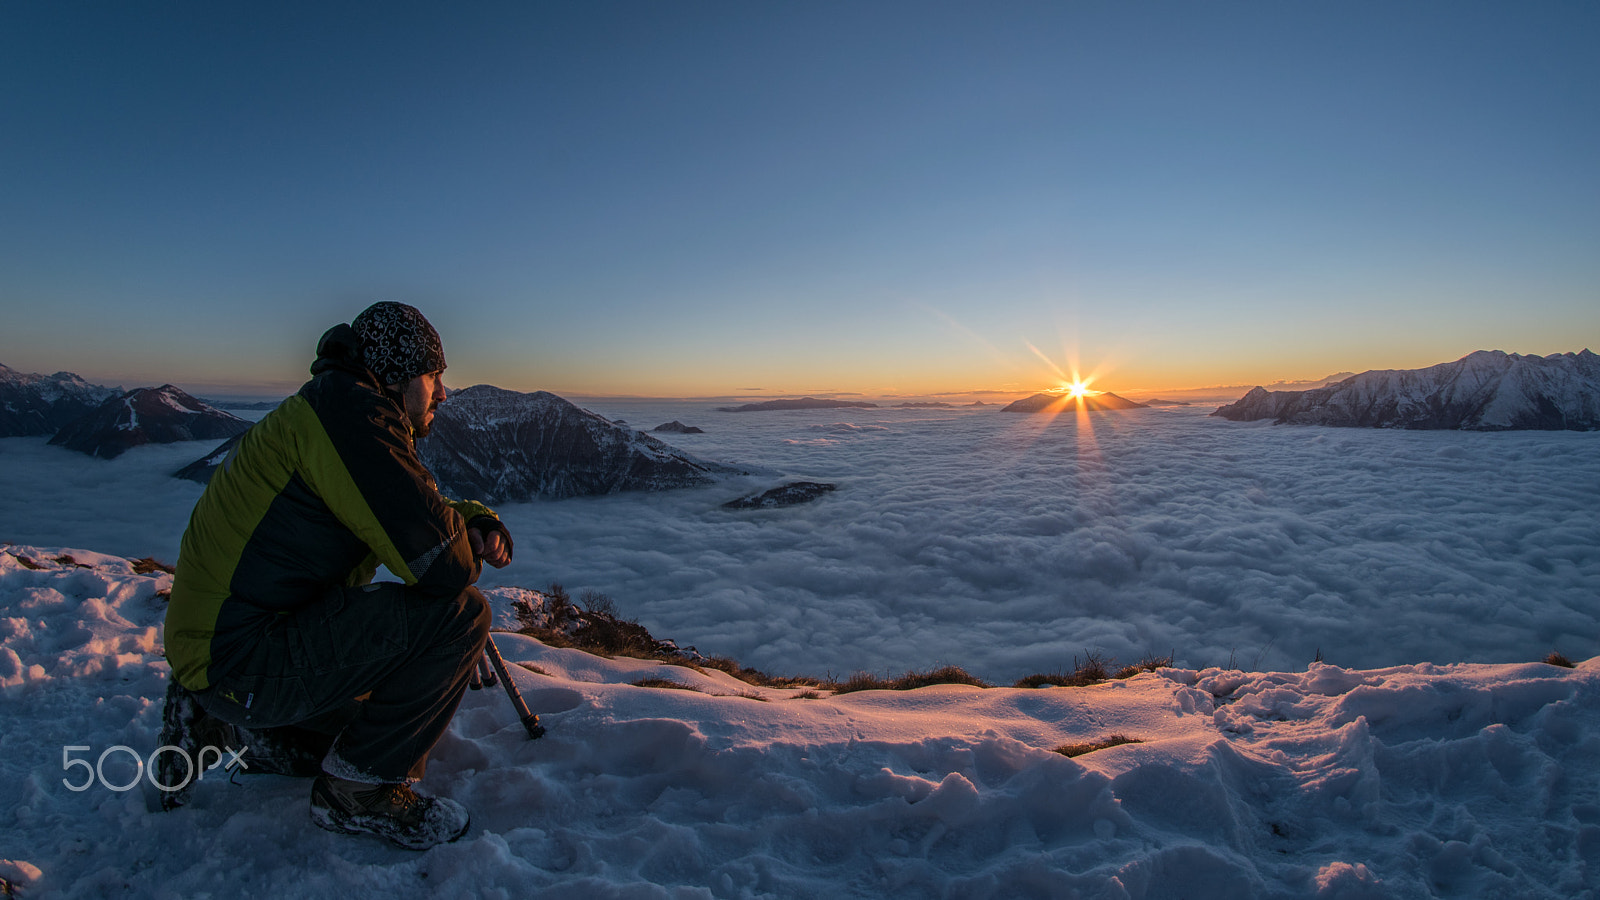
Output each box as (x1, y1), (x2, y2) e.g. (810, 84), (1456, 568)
(160, 301), (513, 849)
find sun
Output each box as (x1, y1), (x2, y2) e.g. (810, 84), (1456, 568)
(1067, 379), (1092, 399)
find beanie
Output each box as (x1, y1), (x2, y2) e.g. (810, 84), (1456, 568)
(350, 302), (447, 385)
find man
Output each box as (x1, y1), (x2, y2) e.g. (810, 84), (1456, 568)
(161, 301), (513, 850)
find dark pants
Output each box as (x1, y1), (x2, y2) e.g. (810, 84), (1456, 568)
(195, 582), (490, 783)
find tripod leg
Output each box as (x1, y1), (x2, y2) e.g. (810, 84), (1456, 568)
(484, 634), (545, 740)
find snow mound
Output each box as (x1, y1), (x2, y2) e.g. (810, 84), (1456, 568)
(3, 545), (1597, 898)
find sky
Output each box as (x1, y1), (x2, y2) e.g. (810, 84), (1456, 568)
(2, 1), (1597, 399)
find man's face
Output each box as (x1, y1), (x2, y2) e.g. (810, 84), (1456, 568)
(400, 370), (446, 437)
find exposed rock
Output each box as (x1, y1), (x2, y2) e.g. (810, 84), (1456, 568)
(1000, 391), (1148, 413)
(717, 397), (879, 412)
(49, 385), (251, 459)
(419, 385), (746, 502)
(723, 481), (837, 509)
(653, 421), (705, 434)
(1211, 350), (1600, 430)
(174, 433), (244, 483)
(0, 364), (120, 437)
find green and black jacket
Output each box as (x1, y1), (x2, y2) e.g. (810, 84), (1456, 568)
(165, 326), (500, 690)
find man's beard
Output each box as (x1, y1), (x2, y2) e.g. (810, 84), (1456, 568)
(407, 402), (437, 438)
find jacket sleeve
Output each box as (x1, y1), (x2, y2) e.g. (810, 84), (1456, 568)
(297, 380), (482, 598)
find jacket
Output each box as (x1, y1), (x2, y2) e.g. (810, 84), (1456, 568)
(164, 324), (500, 690)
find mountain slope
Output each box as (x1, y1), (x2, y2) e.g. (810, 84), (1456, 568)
(0, 364), (119, 437)
(48, 385), (251, 459)
(1001, 391), (1147, 413)
(419, 385), (746, 502)
(1212, 350), (1600, 430)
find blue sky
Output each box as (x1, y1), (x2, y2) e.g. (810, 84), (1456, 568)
(2, 1), (1596, 398)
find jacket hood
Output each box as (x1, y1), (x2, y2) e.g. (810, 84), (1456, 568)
(311, 324), (377, 381)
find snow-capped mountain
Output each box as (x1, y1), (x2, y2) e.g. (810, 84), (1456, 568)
(419, 385), (747, 502)
(1212, 350), (1600, 430)
(0, 363), (119, 437)
(48, 384), (251, 459)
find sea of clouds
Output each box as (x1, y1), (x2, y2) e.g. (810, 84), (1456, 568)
(2, 402), (1596, 682)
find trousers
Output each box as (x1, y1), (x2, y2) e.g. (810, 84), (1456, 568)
(193, 581), (490, 783)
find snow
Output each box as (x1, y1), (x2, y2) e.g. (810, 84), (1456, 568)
(153, 388), (194, 415)
(2, 545), (1597, 897)
(114, 397), (140, 433)
(1214, 350), (1600, 429)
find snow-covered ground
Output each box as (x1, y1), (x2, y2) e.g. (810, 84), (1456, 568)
(2, 546), (1597, 898)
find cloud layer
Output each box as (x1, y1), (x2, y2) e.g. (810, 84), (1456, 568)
(3, 403), (1595, 682)
(494, 403), (1600, 681)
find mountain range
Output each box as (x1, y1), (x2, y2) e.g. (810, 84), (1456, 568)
(1211, 350), (1600, 430)
(0, 364), (120, 437)
(717, 397), (878, 412)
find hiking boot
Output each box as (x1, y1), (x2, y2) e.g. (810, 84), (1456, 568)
(310, 775), (470, 850)
(156, 678), (242, 810)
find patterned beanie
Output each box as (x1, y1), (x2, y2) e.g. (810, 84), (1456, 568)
(350, 302), (447, 385)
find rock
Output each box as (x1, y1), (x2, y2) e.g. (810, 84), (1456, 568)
(723, 481), (837, 509)
(653, 421), (705, 434)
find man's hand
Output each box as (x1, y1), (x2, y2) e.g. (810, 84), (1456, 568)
(468, 527), (512, 568)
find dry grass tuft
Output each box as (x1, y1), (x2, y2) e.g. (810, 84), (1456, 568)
(1054, 734), (1143, 758)
(131, 557), (175, 575)
(1544, 651), (1576, 668)
(631, 677), (701, 692)
(1015, 652), (1171, 689)
(833, 665), (990, 694)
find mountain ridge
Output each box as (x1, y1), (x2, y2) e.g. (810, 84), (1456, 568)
(1001, 391), (1148, 413)
(0, 364), (121, 437)
(48, 384), (250, 459)
(419, 385), (748, 502)
(1212, 350), (1600, 430)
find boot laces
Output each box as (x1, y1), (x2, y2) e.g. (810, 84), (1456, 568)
(352, 783), (424, 825)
